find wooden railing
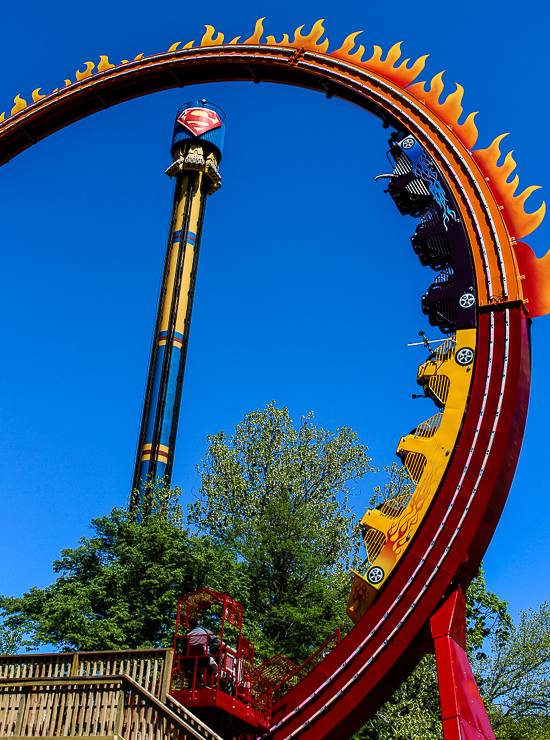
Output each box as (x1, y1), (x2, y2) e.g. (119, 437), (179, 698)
(0, 649), (222, 740)
(0, 649), (172, 702)
(0, 674), (221, 740)
(165, 694), (222, 740)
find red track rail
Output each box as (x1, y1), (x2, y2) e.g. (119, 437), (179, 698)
(267, 308), (530, 739)
(0, 39), (534, 740)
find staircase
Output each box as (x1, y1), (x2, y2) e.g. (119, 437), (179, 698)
(0, 649), (220, 740)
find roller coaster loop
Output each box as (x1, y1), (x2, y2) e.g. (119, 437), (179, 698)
(1, 17), (548, 740)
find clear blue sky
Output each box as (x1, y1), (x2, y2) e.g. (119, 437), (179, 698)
(1, 0), (548, 625)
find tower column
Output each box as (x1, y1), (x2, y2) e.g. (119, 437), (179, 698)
(131, 101), (225, 505)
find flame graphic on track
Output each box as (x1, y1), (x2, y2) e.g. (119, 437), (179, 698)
(201, 25), (224, 47)
(75, 61), (95, 81)
(11, 94), (27, 115)
(0, 18), (544, 241)
(98, 56), (115, 72)
(332, 37), (428, 89)
(32, 88), (46, 103)
(407, 71), (479, 150)
(472, 133), (545, 239)
(243, 17), (265, 45)
(266, 19), (329, 53)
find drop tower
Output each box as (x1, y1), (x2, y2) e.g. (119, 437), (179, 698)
(131, 101), (225, 505)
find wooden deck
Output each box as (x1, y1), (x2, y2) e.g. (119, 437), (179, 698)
(0, 649), (221, 740)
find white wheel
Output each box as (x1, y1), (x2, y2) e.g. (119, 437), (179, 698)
(456, 347), (474, 366)
(459, 292), (475, 309)
(367, 566), (385, 585)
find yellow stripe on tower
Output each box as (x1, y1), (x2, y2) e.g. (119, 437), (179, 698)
(140, 443), (170, 462)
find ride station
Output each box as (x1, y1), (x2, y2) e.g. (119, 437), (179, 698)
(1, 17), (548, 740)
(170, 588), (340, 738)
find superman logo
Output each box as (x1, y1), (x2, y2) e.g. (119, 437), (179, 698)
(176, 107), (222, 136)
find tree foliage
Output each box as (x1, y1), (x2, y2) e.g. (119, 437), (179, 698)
(370, 462), (415, 509)
(355, 466), (549, 739)
(188, 401), (375, 662)
(1, 410), (548, 740)
(466, 568), (512, 659)
(0, 480), (247, 652)
(473, 601), (550, 738)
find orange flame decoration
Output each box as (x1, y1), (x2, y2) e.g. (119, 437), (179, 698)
(243, 17), (265, 45)
(201, 25), (224, 47)
(98, 56), (115, 72)
(11, 94), (27, 115)
(472, 134), (545, 240)
(0, 19), (544, 248)
(32, 88), (46, 103)
(513, 241), (550, 318)
(266, 19), (329, 53)
(331, 36), (428, 89)
(407, 72), (479, 151)
(75, 61), (95, 81)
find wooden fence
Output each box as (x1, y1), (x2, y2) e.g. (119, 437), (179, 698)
(0, 650), (172, 702)
(0, 650), (221, 740)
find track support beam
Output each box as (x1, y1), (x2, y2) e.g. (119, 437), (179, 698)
(431, 588), (495, 740)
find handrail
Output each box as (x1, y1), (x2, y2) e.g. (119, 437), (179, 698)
(0, 647), (172, 659)
(264, 629), (341, 704)
(0, 672), (221, 740)
(0, 648), (173, 701)
(166, 693), (223, 740)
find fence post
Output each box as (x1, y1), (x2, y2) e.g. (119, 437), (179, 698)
(113, 684), (125, 736)
(159, 649), (174, 702)
(13, 690), (27, 737)
(70, 652), (80, 677)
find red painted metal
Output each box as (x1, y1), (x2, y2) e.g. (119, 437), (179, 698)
(267, 308), (531, 739)
(430, 589), (495, 740)
(171, 588), (271, 734)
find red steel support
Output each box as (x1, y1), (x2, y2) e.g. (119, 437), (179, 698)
(430, 588), (495, 740)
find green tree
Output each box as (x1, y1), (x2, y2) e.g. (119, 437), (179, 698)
(370, 461), (415, 509)
(473, 602), (550, 739)
(188, 401), (375, 663)
(0, 480), (247, 652)
(354, 466), (547, 740)
(0, 620), (24, 655)
(466, 567), (512, 659)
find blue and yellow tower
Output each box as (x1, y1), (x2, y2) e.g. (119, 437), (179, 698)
(131, 101), (225, 504)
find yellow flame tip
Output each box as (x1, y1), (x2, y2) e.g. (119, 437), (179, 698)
(75, 61), (95, 81)
(98, 56), (115, 72)
(11, 94), (27, 115)
(32, 88), (46, 103)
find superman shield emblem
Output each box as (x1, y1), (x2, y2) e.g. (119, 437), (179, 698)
(176, 107), (222, 136)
